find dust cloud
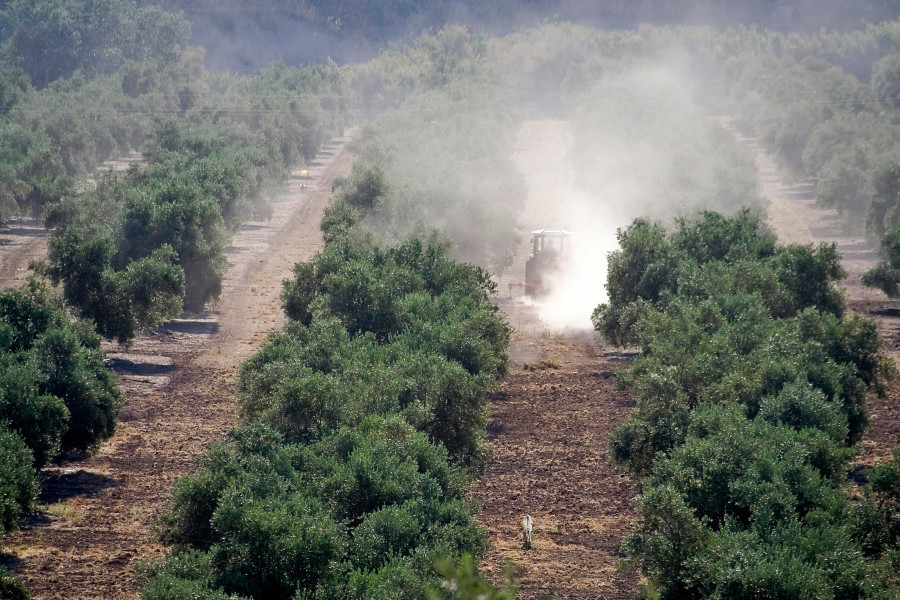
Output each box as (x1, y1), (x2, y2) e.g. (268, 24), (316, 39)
(512, 120), (620, 331)
(531, 202), (620, 330)
(513, 61), (761, 331)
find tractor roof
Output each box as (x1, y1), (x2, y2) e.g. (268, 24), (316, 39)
(531, 229), (572, 236)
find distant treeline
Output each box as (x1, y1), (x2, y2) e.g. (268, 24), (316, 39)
(139, 0), (900, 38)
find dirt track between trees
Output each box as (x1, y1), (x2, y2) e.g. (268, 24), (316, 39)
(474, 120), (640, 599)
(1, 132), (355, 600)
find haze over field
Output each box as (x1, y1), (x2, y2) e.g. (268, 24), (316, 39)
(140, 0), (900, 70)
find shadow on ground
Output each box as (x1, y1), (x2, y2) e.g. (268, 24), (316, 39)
(38, 469), (116, 504)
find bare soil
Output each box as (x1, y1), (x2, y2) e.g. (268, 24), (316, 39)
(474, 120), (640, 599)
(0, 217), (47, 291)
(1, 132), (356, 600)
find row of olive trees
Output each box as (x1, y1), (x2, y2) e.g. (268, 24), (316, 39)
(0, 278), (125, 599)
(0, 2), (351, 346)
(141, 188), (515, 598)
(688, 25), (900, 298)
(0, 56), (202, 224)
(32, 59), (350, 344)
(136, 28), (532, 600)
(726, 49), (900, 300)
(595, 210), (900, 598)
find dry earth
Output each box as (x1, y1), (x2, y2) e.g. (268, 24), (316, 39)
(0, 217), (47, 291)
(474, 120), (640, 599)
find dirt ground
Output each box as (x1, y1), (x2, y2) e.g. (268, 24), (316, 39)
(1, 118), (898, 600)
(1, 132), (355, 599)
(0, 217), (47, 291)
(472, 120), (640, 599)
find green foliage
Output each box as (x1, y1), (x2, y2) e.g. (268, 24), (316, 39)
(428, 554), (519, 600)
(723, 48), (900, 234)
(140, 551), (249, 600)
(652, 405), (847, 530)
(867, 161), (900, 237)
(0, 280), (124, 457)
(862, 262), (900, 298)
(693, 522), (874, 600)
(758, 382), (849, 445)
(319, 199), (362, 246)
(0, 358), (69, 470)
(605, 210), (897, 598)
(863, 224), (900, 298)
(153, 210), (506, 598)
(727, 53), (875, 173)
(44, 225), (186, 344)
(0, 63), (31, 113)
(34, 324), (122, 452)
(611, 280), (889, 477)
(872, 53), (900, 110)
(852, 448), (900, 559)
(0, 428), (36, 534)
(0, 0), (190, 88)
(593, 217), (679, 346)
(0, 123), (70, 221)
(39, 57), (351, 342)
(622, 484), (709, 598)
(153, 418), (485, 600)
(593, 210), (847, 347)
(0, 565), (30, 600)
(251, 238), (507, 468)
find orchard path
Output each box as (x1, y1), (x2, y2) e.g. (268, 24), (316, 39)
(474, 120), (639, 599)
(1, 131), (356, 600)
(0, 217), (47, 291)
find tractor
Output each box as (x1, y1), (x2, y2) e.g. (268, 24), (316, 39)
(524, 229), (572, 296)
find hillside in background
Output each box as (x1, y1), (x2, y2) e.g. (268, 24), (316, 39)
(137, 0), (900, 70)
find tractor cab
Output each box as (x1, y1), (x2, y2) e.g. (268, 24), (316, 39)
(525, 229), (572, 296)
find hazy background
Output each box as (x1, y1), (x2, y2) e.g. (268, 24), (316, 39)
(136, 0), (900, 70)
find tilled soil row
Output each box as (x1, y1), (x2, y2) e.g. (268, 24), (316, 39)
(474, 346), (639, 599)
